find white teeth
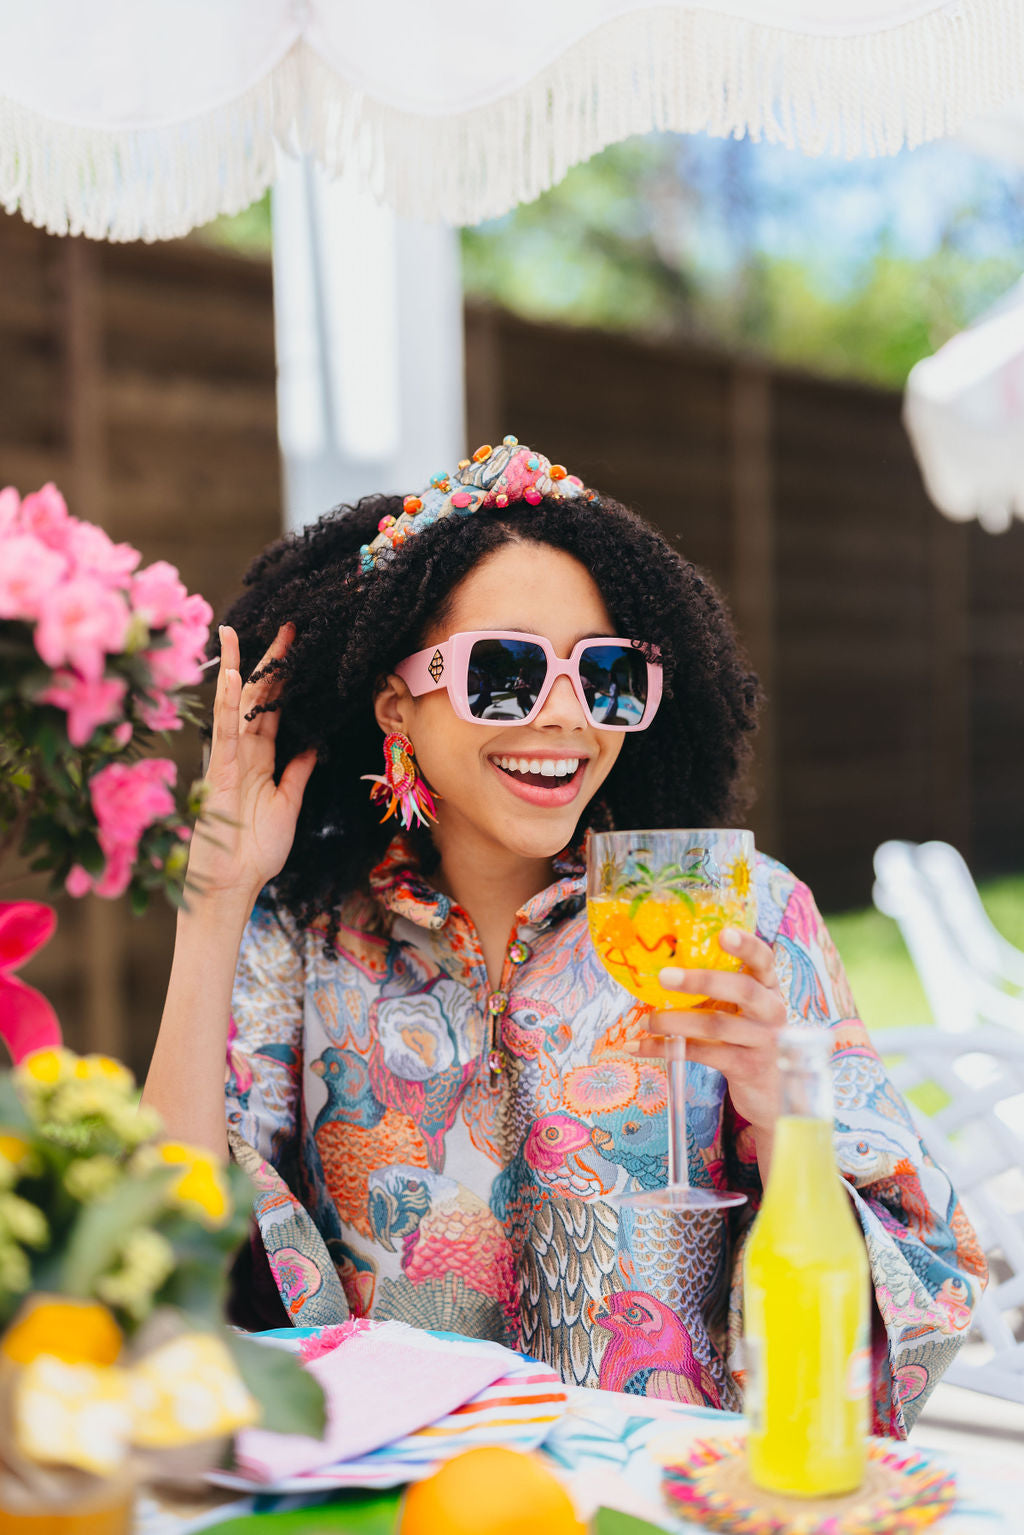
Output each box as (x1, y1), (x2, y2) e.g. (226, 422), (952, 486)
(493, 756), (582, 779)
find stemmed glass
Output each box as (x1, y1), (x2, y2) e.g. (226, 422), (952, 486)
(587, 829), (756, 1212)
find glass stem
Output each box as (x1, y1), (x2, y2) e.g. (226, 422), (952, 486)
(666, 1037), (690, 1189)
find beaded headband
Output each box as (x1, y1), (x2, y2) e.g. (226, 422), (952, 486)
(358, 435), (593, 575)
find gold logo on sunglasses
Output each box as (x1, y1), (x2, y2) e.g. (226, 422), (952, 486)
(428, 649), (445, 683)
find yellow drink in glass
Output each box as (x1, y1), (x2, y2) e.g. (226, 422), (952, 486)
(743, 1035), (870, 1497)
(586, 830), (755, 1212)
(587, 892), (749, 1009)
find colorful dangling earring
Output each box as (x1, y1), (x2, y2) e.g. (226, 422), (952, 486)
(361, 731), (439, 830)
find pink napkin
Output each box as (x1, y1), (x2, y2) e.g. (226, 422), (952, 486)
(233, 1323), (513, 1481)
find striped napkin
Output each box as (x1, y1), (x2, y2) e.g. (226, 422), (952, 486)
(214, 1323), (568, 1493)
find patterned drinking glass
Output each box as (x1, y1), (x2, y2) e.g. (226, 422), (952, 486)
(587, 828), (756, 1212)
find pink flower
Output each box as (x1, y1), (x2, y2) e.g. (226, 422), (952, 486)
(0, 534), (68, 620)
(0, 901), (62, 1063)
(93, 845), (134, 900)
(0, 486), (21, 531)
(64, 520), (140, 584)
(18, 483), (70, 547)
(40, 671), (128, 747)
(139, 690), (181, 732)
(132, 560), (189, 628)
(91, 758), (177, 857)
(146, 592), (213, 689)
(34, 578), (130, 681)
(79, 759), (179, 901)
(65, 865), (94, 899)
(112, 722), (133, 748)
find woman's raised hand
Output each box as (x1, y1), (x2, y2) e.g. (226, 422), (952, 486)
(187, 623), (317, 908)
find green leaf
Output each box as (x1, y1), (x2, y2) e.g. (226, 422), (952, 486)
(208, 1490), (403, 1535)
(0, 1075), (31, 1133)
(34, 721), (60, 768)
(225, 1333), (327, 1438)
(72, 834), (105, 875)
(59, 1168), (176, 1294)
(593, 1509), (672, 1535)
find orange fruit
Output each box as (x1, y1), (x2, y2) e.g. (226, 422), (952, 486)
(400, 1446), (584, 1535)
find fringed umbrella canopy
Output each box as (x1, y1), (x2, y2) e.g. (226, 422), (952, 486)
(1, 0), (1023, 242)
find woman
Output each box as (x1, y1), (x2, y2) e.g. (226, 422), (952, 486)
(144, 437), (985, 1436)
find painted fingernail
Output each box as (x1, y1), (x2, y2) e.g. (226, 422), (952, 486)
(719, 928), (740, 951)
(659, 967), (686, 988)
(621, 1040), (640, 1054)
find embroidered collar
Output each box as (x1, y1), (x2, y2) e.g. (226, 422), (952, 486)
(368, 834), (452, 931)
(368, 834), (585, 933)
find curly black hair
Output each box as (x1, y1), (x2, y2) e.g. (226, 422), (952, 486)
(215, 489), (760, 944)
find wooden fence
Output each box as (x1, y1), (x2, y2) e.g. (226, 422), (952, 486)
(3, 213), (1022, 1066)
(465, 304), (1024, 914)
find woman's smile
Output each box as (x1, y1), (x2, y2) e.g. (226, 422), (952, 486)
(488, 749), (589, 806)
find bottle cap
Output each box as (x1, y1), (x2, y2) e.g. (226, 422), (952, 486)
(776, 1026), (832, 1119)
(777, 1025), (830, 1069)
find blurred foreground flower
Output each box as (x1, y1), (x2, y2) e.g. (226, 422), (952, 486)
(0, 482), (212, 914)
(0, 1048), (325, 1515)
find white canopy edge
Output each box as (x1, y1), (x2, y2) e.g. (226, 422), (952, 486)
(2, 0), (1023, 242)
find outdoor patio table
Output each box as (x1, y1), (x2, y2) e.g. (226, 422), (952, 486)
(139, 1375), (1024, 1535)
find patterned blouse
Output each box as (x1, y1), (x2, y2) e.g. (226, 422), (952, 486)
(225, 834), (986, 1436)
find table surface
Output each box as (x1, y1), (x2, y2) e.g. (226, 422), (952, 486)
(141, 1373), (1024, 1534)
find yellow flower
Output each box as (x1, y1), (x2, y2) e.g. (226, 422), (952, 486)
(0, 1133), (35, 1189)
(72, 1055), (135, 1093)
(64, 1155), (121, 1201)
(19, 1048), (74, 1087)
(157, 1141), (230, 1227)
(97, 1231), (175, 1320)
(0, 1241), (30, 1293)
(0, 1132), (30, 1167)
(1, 1296), (123, 1367)
(0, 1193), (48, 1248)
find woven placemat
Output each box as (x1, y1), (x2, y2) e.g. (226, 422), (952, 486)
(662, 1436), (956, 1535)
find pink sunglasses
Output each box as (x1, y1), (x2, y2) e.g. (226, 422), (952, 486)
(395, 631), (663, 731)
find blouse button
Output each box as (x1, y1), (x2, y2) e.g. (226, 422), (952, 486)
(488, 991), (510, 1015)
(508, 940), (531, 965)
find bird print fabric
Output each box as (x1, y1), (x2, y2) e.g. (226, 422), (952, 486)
(225, 834), (986, 1437)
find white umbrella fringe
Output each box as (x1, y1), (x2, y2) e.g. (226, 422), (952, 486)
(1, 3), (1023, 242)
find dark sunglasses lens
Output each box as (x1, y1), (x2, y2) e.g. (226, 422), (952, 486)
(578, 644), (648, 726)
(468, 639), (548, 720)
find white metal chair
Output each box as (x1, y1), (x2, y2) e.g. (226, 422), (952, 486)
(871, 841), (1024, 1404)
(878, 1026), (1024, 1406)
(872, 841), (1024, 1034)
(914, 840), (1024, 994)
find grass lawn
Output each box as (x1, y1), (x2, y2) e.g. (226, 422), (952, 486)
(822, 872), (1024, 1037)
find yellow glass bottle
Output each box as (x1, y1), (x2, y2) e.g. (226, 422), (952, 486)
(743, 1027), (870, 1497)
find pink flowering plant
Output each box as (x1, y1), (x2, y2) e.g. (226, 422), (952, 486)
(0, 483), (211, 912)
